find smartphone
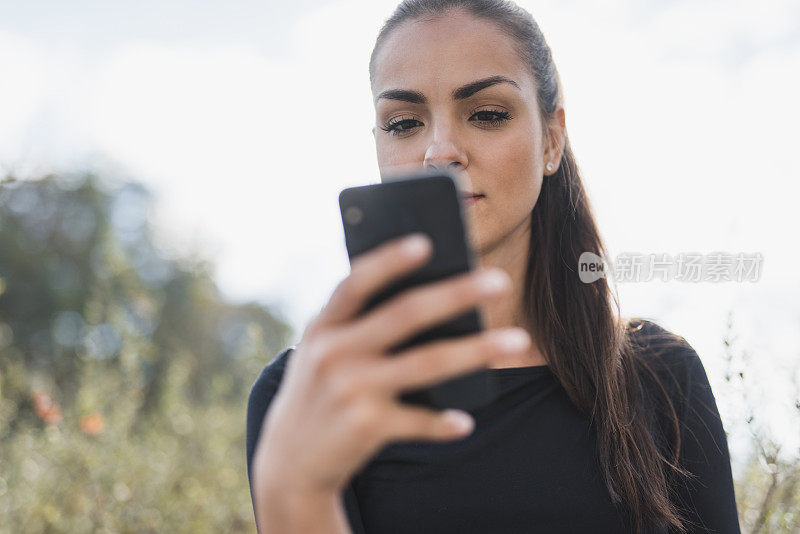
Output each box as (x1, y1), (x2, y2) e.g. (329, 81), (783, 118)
(338, 167), (495, 412)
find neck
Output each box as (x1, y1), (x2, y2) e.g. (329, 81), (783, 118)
(476, 215), (548, 368)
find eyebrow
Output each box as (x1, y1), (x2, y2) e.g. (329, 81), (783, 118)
(375, 75), (520, 104)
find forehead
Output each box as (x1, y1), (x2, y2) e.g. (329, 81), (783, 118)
(372, 10), (535, 98)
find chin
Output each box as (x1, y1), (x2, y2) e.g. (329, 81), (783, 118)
(466, 229), (485, 258)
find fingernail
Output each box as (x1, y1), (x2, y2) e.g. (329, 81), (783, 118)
(475, 269), (510, 295)
(493, 328), (531, 353)
(401, 233), (430, 257)
(443, 410), (474, 433)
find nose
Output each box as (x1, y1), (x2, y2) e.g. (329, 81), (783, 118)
(423, 138), (468, 172)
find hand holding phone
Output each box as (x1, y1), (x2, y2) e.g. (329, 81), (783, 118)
(250, 169), (533, 531)
(339, 168), (501, 411)
(252, 231), (529, 517)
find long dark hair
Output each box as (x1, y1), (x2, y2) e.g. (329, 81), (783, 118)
(369, 1), (695, 532)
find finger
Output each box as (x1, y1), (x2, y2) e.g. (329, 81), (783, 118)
(369, 327), (532, 394)
(382, 404), (477, 443)
(312, 233), (433, 331)
(345, 266), (512, 354)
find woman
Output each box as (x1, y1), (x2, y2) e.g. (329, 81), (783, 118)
(246, 1), (741, 532)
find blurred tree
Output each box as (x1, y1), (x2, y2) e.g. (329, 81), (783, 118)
(0, 172), (292, 532)
(0, 173), (290, 422)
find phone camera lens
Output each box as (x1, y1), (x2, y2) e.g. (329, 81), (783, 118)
(344, 206), (363, 225)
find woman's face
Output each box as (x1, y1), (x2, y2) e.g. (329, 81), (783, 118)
(371, 10), (564, 257)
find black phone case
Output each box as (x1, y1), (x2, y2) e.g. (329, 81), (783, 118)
(338, 169), (494, 412)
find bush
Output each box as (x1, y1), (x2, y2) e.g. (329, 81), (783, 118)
(0, 173), (290, 532)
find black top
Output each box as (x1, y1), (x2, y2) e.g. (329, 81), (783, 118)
(246, 320), (741, 533)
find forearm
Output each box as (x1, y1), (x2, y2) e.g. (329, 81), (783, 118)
(250, 411), (354, 534)
(254, 484), (352, 534)
(252, 444), (352, 534)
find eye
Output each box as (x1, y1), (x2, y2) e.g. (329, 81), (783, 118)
(380, 116), (423, 137)
(469, 109), (512, 127)
(379, 109), (512, 137)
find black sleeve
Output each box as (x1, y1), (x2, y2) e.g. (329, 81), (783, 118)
(670, 347), (741, 533)
(245, 346), (294, 491)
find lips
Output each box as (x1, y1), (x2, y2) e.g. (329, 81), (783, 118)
(462, 194), (483, 207)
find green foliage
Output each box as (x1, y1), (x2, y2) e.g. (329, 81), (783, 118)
(0, 173), (291, 532)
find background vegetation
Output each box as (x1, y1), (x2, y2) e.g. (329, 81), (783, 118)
(0, 172), (291, 532)
(0, 173), (797, 532)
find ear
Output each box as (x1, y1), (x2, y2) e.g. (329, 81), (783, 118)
(371, 126), (377, 139)
(543, 106), (566, 174)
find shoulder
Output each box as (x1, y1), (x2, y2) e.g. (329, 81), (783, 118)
(248, 345), (296, 400)
(247, 346), (296, 428)
(626, 317), (708, 400)
(628, 318), (726, 423)
(245, 346), (296, 481)
(626, 317), (727, 456)
(627, 317), (697, 365)
(625, 318), (717, 438)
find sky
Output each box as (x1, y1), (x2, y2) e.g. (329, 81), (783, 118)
(1, 0), (799, 470)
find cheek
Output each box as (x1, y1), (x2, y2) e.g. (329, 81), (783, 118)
(376, 137), (418, 168)
(484, 128), (541, 198)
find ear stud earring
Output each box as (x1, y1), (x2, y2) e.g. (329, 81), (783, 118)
(545, 162), (554, 173)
